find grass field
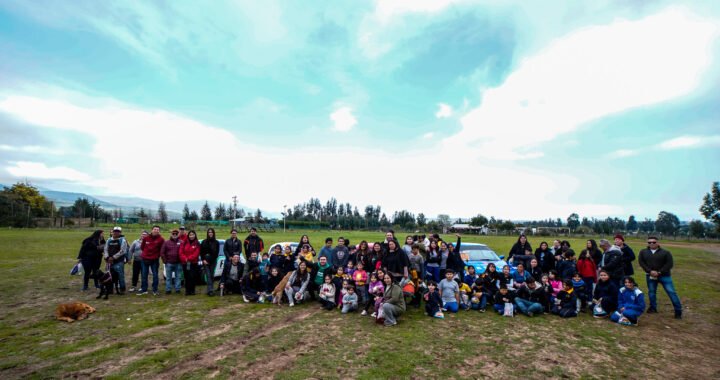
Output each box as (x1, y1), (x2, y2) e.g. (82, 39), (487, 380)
(0, 229), (718, 379)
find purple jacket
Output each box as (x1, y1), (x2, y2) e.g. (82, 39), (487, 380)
(160, 238), (182, 264)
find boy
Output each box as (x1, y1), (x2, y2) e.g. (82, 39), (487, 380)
(551, 279), (578, 318)
(493, 285), (516, 315)
(439, 269), (460, 313)
(571, 272), (587, 312)
(319, 238), (334, 266)
(259, 253), (271, 292)
(424, 281), (444, 319)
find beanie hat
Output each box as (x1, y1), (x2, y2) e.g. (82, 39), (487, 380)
(614, 234), (624, 242)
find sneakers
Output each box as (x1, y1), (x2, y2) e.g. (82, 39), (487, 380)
(527, 311), (534, 317)
(128, 287), (136, 292)
(433, 312), (445, 319)
(371, 312), (377, 318)
(675, 310), (682, 319)
(479, 308), (486, 313)
(136, 291), (148, 296)
(647, 307), (658, 314)
(288, 302), (295, 307)
(152, 292), (159, 296)
(243, 296), (250, 303)
(361, 310), (367, 316)
(618, 317), (636, 326)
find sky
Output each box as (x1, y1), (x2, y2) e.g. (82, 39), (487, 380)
(0, 0), (719, 221)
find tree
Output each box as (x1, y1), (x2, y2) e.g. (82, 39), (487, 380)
(689, 220), (705, 238)
(470, 214), (488, 227)
(626, 215), (638, 231)
(379, 213), (390, 227)
(566, 213), (580, 231)
(215, 203), (227, 220)
(182, 203), (191, 220)
(437, 214), (451, 227)
(138, 208), (147, 218)
(416, 213), (426, 227)
(499, 220), (515, 232)
(158, 202), (168, 223)
(189, 210), (199, 221)
(700, 181), (720, 233)
(655, 211), (680, 235)
(201, 201), (212, 221)
(255, 209), (264, 223)
(639, 218), (654, 233)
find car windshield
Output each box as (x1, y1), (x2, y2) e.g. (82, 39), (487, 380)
(460, 247), (500, 261)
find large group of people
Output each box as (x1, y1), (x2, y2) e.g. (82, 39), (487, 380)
(77, 227), (683, 327)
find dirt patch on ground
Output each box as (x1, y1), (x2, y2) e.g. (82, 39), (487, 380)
(68, 344), (166, 379)
(156, 308), (320, 380)
(662, 242), (720, 256)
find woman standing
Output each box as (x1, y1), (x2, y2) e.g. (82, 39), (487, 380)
(180, 230), (201, 295)
(294, 235), (314, 256)
(508, 234), (533, 268)
(355, 241), (372, 271)
(534, 241), (555, 274)
(200, 228), (220, 296)
(426, 240), (441, 282)
(581, 239), (603, 268)
(77, 230), (105, 291)
(383, 240), (409, 283)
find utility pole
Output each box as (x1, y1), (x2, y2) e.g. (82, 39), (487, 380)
(232, 195), (238, 229)
(283, 205), (287, 233)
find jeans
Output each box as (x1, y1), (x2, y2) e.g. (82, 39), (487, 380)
(515, 298), (543, 316)
(470, 294), (488, 310)
(205, 265), (215, 294)
(646, 274), (682, 312)
(341, 302), (358, 313)
(165, 263), (182, 292)
(443, 301), (459, 313)
(426, 266), (440, 283)
(382, 303), (403, 326)
(112, 262), (126, 290)
(131, 260), (142, 287)
(611, 309), (642, 324)
(582, 277), (595, 306)
(141, 259), (159, 293)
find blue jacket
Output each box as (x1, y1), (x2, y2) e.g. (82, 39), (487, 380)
(512, 270), (531, 285)
(319, 246), (334, 266)
(618, 287), (645, 313)
(557, 259), (577, 280)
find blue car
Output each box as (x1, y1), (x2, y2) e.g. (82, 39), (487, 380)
(458, 242), (516, 275)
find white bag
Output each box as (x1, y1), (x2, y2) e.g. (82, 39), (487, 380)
(503, 302), (514, 317)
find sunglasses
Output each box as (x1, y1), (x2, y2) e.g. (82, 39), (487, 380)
(647, 241), (658, 244)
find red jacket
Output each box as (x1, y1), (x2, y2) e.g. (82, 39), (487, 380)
(141, 234), (165, 260)
(576, 258), (597, 281)
(180, 239), (201, 264)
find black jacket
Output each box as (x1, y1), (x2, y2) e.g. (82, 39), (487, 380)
(494, 291), (516, 305)
(447, 237), (465, 273)
(593, 280), (618, 305)
(600, 249), (624, 281)
(557, 259), (577, 280)
(201, 238), (220, 266)
(223, 238), (242, 259)
(619, 244), (636, 276)
(534, 248), (555, 274)
(638, 247), (674, 276)
(384, 249), (410, 278)
(517, 285), (548, 308)
(220, 262), (243, 284)
(509, 241), (533, 263)
(78, 237), (104, 261)
(243, 235), (264, 257)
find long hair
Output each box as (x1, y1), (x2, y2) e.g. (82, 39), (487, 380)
(206, 228), (216, 241)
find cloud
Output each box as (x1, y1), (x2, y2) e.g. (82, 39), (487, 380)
(659, 135), (720, 150)
(329, 106), (358, 132)
(609, 149), (639, 158)
(444, 8), (719, 161)
(6, 161), (91, 182)
(422, 132), (434, 139)
(435, 103), (453, 119)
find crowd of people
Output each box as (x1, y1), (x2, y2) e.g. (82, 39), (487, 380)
(77, 227), (683, 327)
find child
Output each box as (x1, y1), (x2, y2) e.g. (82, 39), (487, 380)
(338, 279), (350, 309)
(499, 265), (514, 290)
(557, 251), (577, 280)
(592, 270), (618, 318)
(424, 281), (444, 318)
(610, 276), (645, 326)
(576, 249), (597, 309)
(352, 262), (369, 315)
(333, 267), (346, 306)
(540, 274), (553, 313)
(463, 266), (478, 288)
(551, 279), (578, 318)
(408, 244), (425, 281)
(571, 272), (587, 312)
(259, 253), (271, 291)
(318, 274), (336, 311)
(471, 278), (487, 312)
(341, 285), (358, 314)
(367, 272), (385, 317)
(548, 270), (563, 299)
(265, 266), (282, 301)
(455, 278), (472, 310)
(493, 285), (516, 315)
(439, 269), (460, 313)
(282, 245), (295, 274)
(529, 258), (543, 284)
(270, 245), (285, 274)
(345, 261), (356, 277)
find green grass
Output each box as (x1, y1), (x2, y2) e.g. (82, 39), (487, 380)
(0, 229), (718, 379)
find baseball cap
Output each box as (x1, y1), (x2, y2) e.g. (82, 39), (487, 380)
(179, 226), (186, 230)
(113, 226), (122, 232)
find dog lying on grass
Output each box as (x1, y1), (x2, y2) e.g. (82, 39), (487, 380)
(271, 272), (293, 305)
(55, 302), (96, 323)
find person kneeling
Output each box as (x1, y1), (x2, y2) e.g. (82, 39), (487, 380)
(241, 267), (263, 303)
(610, 277), (645, 326)
(551, 279), (578, 318)
(424, 281), (444, 319)
(514, 277), (546, 317)
(220, 254), (243, 295)
(493, 285), (516, 316)
(439, 269), (460, 313)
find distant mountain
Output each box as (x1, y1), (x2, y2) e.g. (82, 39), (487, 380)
(42, 190), (115, 208)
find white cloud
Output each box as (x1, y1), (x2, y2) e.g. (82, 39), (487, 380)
(6, 161), (91, 182)
(329, 106), (358, 132)
(610, 149), (639, 158)
(659, 135), (720, 150)
(435, 103), (453, 119)
(422, 132), (434, 139)
(445, 8), (719, 161)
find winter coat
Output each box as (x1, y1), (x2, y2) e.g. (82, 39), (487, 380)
(160, 238), (182, 264)
(382, 283), (406, 312)
(243, 235), (265, 257)
(140, 234), (164, 261)
(600, 247), (624, 281)
(517, 284), (547, 307)
(179, 239), (201, 264)
(557, 259), (577, 280)
(535, 248), (555, 274)
(619, 244), (636, 276)
(201, 238), (220, 266)
(509, 241), (533, 263)
(223, 238), (243, 258)
(576, 258), (597, 281)
(638, 247), (674, 276)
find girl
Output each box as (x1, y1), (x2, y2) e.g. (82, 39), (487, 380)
(77, 230), (105, 291)
(333, 267), (346, 306)
(282, 245), (295, 274)
(402, 235), (414, 256)
(353, 262), (369, 315)
(481, 263), (499, 299)
(551, 279), (578, 318)
(241, 267), (263, 303)
(294, 235), (314, 256)
(424, 281), (444, 318)
(179, 231), (201, 296)
(529, 258), (543, 284)
(355, 241), (372, 271)
(611, 276), (645, 326)
(298, 244), (315, 264)
(499, 265), (514, 290)
(540, 274), (553, 313)
(265, 266), (282, 300)
(512, 263), (530, 290)
(557, 250), (577, 280)
(338, 279), (350, 309)
(534, 241), (555, 274)
(581, 239), (603, 267)
(270, 245), (285, 273)
(592, 270), (618, 318)
(284, 261), (311, 307)
(439, 241), (450, 279)
(372, 242), (384, 271)
(425, 240), (441, 282)
(318, 274), (336, 311)
(367, 272), (385, 317)
(577, 247), (598, 308)
(548, 270), (563, 299)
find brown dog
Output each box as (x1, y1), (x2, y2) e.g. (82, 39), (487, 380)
(55, 302), (96, 322)
(272, 272), (293, 305)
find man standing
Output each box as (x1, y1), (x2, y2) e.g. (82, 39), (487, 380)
(160, 229), (183, 294)
(614, 234), (636, 277)
(639, 237), (682, 319)
(332, 237), (350, 268)
(599, 239), (624, 287)
(243, 227), (264, 260)
(138, 226), (164, 296)
(104, 227), (129, 294)
(224, 229), (243, 259)
(128, 231), (147, 292)
(177, 226), (188, 243)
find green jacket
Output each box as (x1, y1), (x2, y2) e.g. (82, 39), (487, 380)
(383, 283), (406, 312)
